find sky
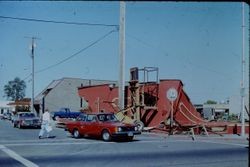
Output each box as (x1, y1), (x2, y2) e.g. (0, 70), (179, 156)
(0, 1), (249, 104)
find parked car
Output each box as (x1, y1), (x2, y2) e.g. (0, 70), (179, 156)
(0, 113), (3, 119)
(12, 112), (41, 129)
(1, 112), (12, 120)
(51, 108), (81, 120)
(66, 112), (141, 141)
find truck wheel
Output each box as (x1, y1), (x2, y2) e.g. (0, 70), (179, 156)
(73, 129), (80, 138)
(102, 130), (111, 141)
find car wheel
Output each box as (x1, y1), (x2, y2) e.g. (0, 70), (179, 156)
(73, 129), (80, 138)
(102, 130), (111, 141)
(127, 136), (134, 141)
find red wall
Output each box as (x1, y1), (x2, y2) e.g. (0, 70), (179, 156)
(78, 80), (205, 127)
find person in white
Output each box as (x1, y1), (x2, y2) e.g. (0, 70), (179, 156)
(39, 109), (52, 139)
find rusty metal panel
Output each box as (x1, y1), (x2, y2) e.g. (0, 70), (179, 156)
(77, 79), (233, 134)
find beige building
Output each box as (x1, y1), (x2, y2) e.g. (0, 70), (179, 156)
(35, 77), (118, 116)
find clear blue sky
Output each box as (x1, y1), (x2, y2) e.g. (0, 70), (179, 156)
(0, 1), (249, 104)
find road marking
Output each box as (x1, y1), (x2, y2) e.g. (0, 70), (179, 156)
(2, 139), (192, 147)
(197, 140), (248, 147)
(0, 144), (39, 167)
(4, 141), (111, 147)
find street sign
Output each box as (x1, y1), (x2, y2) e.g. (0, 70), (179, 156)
(167, 88), (178, 101)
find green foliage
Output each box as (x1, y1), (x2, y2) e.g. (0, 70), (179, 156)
(228, 113), (239, 122)
(204, 100), (217, 104)
(16, 105), (30, 112)
(3, 77), (26, 101)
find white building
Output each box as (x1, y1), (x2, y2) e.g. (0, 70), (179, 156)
(0, 101), (15, 116)
(202, 103), (229, 120)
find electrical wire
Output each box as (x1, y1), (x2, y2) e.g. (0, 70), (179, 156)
(186, 59), (234, 81)
(21, 28), (118, 82)
(23, 73), (32, 81)
(35, 28), (118, 74)
(0, 15), (119, 28)
(127, 33), (170, 57)
(1, 15), (119, 81)
(128, 33), (235, 81)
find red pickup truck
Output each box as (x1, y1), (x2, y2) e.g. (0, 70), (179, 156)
(65, 112), (141, 141)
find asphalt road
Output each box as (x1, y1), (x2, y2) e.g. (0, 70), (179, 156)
(0, 119), (249, 167)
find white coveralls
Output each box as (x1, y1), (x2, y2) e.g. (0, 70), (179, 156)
(39, 111), (52, 138)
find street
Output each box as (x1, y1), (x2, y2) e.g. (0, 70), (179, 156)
(0, 119), (249, 167)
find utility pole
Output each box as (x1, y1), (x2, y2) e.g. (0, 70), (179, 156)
(118, 1), (126, 110)
(26, 36), (40, 116)
(248, 3), (250, 120)
(241, 2), (245, 137)
(31, 37), (35, 116)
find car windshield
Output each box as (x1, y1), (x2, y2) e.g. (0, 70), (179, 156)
(77, 114), (87, 121)
(19, 113), (35, 118)
(97, 114), (118, 122)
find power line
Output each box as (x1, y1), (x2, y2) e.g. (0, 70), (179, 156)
(0, 15), (119, 28)
(22, 28), (117, 81)
(35, 28), (118, 74)
(23, 73), (32, 81)
(127, 33), (169, 57)
(128, 33), (237, 81)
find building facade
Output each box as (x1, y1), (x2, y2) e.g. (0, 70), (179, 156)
(0, 101), (14, 116)
(35, 77), (118, 116)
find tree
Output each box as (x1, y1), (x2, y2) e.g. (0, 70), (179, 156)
(3, 77), (26, 101)
(204, 100), (217, 104)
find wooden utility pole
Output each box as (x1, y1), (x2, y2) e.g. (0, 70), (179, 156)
(26, 36), (40, 116)
(119, 1), (126, 110)
(241, 2), (245, 137)
(31, 37), (35, 115)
